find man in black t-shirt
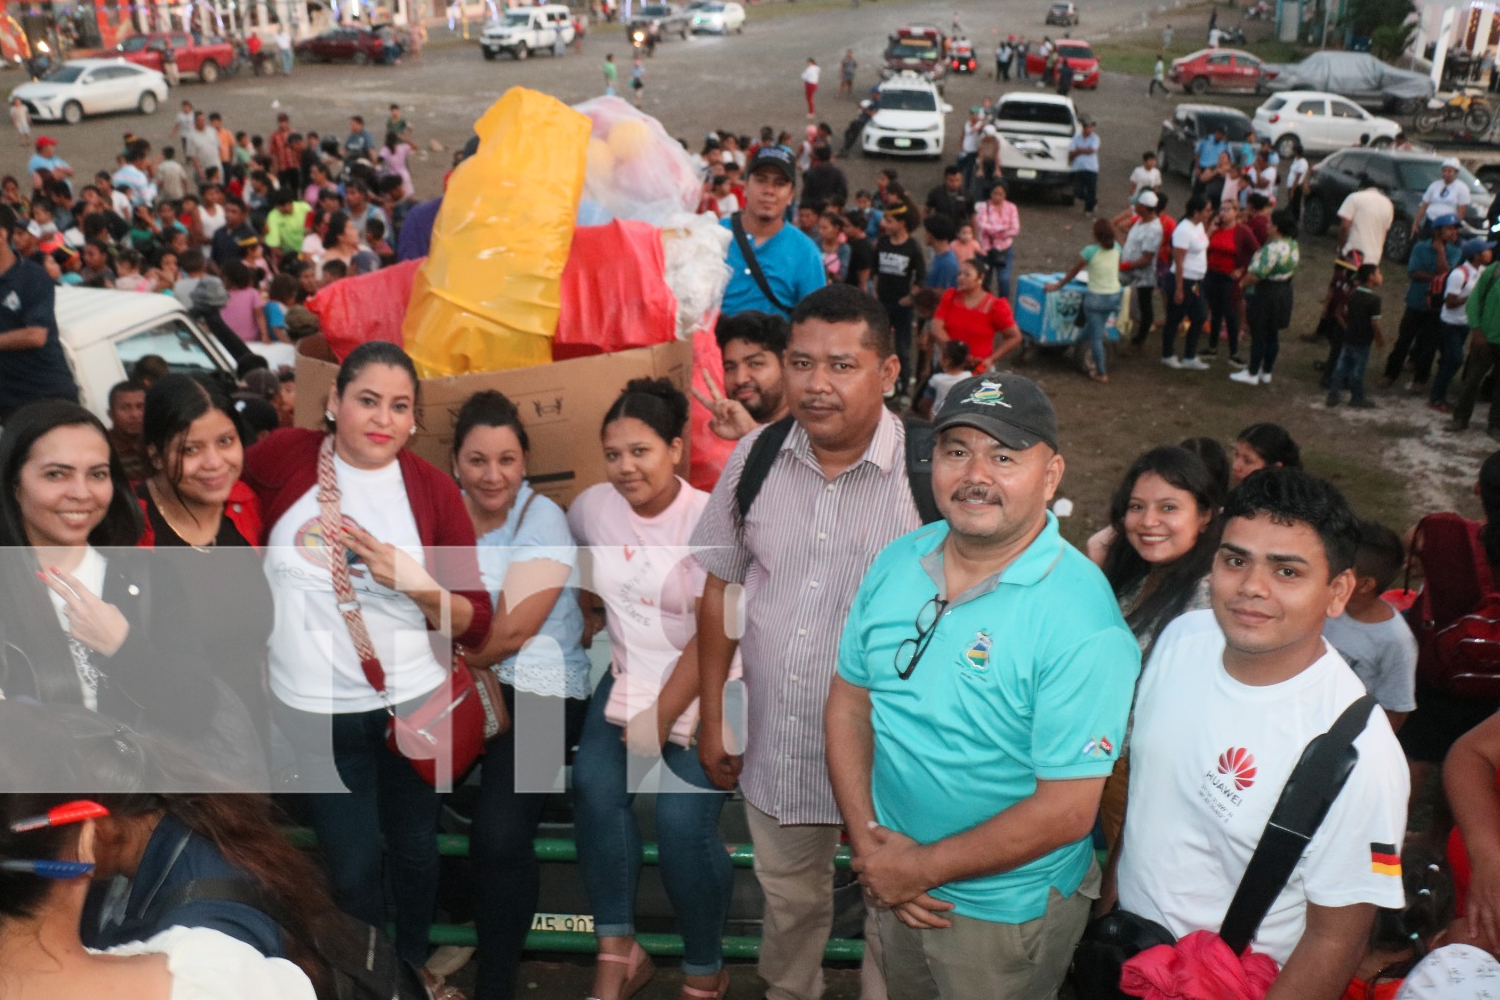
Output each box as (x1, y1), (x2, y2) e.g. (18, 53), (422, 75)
(842, 210), (875, 292)
(925, 165), (971, 223)
(0, 206), (77, 419)
(1326, 263), (1384, 409)
(874, 201), (926, 394)
(210, 197), (259, 270)
(801, 143), (848, 210)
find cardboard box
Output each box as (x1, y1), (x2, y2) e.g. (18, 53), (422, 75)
(1013, 272), (1122, 345)
(294, 335), (694, 508)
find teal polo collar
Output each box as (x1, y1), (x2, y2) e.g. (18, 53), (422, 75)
(918, 510), (1067, 607)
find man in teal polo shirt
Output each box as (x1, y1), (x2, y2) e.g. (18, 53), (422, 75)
(827, 373), (1140, 1000)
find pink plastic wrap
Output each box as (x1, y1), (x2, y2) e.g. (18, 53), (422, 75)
(554, 221), (678, 361)
(307, 258), (423, 362)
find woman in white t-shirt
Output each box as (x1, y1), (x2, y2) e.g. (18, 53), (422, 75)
(568, 379), (734, 1000)
(243, 341), (490, 983)
(1285, 143), (1310, 219)
(1163, 194), (1215, 368)
(0, 704), (318, 1000)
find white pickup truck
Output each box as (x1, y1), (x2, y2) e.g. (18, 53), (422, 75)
(480, 4), (576, 60)
(991, 92), (1080, 202)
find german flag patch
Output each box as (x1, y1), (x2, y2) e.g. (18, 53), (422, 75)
(1370, 843), (1401, 876)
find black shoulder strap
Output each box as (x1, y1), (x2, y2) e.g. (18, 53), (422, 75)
(145, 876), (288, 930)
(1218, 694), (1378, 955)
(730, 212), (791, 314)
(735, 416), (796, 523)
(900, 413), (941, 525)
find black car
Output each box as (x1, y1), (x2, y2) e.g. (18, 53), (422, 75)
(1301, 149), (1493, 264)
(1156, 103), (1254, 180)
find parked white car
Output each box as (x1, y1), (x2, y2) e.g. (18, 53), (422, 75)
(1253, 90), (1402, 157)
(480, 4), (575, 60)
(861, 72), (951, 158)
(11, 59), (167, 125)
(691, 1), (744, 33)
(54, 287), (236, 422)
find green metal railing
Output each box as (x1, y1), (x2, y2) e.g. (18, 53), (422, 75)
(287, 829), (866, 961)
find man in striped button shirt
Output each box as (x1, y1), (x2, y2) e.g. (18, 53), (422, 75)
(694, 283), (919, 1000)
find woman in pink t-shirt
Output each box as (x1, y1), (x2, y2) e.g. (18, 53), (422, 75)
(566, 378), (733, 1000)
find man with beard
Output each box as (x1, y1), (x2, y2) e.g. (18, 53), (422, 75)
(827, 374), (1137, 1000)
(694, 310), (790, 442)
(721, 146), (826, 318)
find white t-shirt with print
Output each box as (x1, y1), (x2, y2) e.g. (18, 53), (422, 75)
(1116, 609), (1408, 967)
(1396, 944), (1500, 999)
(1442, 261), (1482, 326)
(1173, 220), (1209, 280)
(264, 454), (447, 713)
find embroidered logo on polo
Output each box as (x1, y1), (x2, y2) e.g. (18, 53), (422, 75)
(961, 631), (992, 671)
(962, 381), (1013, 408)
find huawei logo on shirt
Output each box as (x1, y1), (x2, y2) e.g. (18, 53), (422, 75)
(1217, 747), (1257, 791)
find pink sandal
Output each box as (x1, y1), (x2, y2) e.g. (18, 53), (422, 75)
(586, 941), (655, 1000)
(679, 969), (730, 999)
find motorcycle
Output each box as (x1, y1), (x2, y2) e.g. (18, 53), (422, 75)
(839, 97), (878, 156)
(1244, 1), (1270, 20)
(630, 22), (657, 56)
(1415, 91), (1493, 135)
(1220, 24), (1247, 44)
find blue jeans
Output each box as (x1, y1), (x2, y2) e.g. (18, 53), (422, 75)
(280, 48), (293, 74)
(571, 673), (733, 976)
(1328, 343), (1372, 403)
(273, 696), (441, 967)
(987, 247), (1013, 299)
(1082, 291), (1120, 375)
(1163, 278), (1207, 359)
(1433, 321), (1470, 405)
(1072, 169), (1097, 213)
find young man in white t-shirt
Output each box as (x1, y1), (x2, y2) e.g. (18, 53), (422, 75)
(1115, 468), (1408, 999)
(1129, 150), (1162, 202)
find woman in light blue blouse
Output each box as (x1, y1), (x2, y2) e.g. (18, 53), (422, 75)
(453, 390), (592, 1000)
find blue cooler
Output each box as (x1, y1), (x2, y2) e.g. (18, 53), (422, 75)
(1014, 273), (1121, 346)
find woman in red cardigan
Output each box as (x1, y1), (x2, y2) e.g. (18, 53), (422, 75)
(243, 341), (491, 975)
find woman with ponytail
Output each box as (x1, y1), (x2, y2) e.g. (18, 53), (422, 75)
(566, 378), (735, 1000)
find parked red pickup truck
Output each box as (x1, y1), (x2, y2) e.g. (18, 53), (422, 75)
(113, 32), (235, 83)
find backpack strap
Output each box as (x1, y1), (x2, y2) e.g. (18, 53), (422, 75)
(1217, 694), (1378, 955)
(900, 413), (941, 525)
(730, 212), (791, 314)
(143, 876), (288, 930)
(734, 416), (796, 523)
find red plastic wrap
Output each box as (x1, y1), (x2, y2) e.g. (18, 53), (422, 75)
(553, 221), (678, 361)
(689, 324), (734, 493)
(307, 258), (423, 363)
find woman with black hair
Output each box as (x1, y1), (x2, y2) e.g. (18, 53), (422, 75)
(567, 378), (735, 1000)
(242, 340), (489, 979)
(0, 701), (321, 1000)
(0, 400), (222, 753)
(1095, 445), (1224, 849)
(452, 390), (592, 1000)
(136, 374), (273, 747)
(1231, 421), (1301, 486)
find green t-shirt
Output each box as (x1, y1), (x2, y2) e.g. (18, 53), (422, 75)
(1080, 243), (1122, 294)
(603, 60), (618, 83)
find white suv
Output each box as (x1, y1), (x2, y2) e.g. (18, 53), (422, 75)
(861, 72), (952, 158)
(1254, 90), (1401, 157)
(481, 4), (575, 60)
(992, 91), (1079, 200)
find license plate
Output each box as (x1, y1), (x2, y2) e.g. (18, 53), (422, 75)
(531, 912), (595, 933)
(894, 138), (912, 148)
(1017, 168), (1038, 179)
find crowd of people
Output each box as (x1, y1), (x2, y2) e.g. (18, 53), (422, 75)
(5, 55), (1500, 1000)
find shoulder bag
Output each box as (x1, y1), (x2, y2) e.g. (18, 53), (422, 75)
(316, 434), (504, 788)
(1071, 694), (1378, 999)
(731, 212), (791, 313)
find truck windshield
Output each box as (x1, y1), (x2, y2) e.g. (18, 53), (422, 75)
(879, 90), (938, 111)
(998, 102), (1075, 127)
(501, 11), (530, 24)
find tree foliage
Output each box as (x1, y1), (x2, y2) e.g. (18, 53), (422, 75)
(1343, 0), (1417, 57)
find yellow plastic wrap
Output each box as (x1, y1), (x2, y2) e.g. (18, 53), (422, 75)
(403, 88), (590, 378)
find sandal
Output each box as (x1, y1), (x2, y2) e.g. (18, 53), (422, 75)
(679, 969), (730, 999)
(586, 941), (656, 1000)
(420, 967), (468, 1000)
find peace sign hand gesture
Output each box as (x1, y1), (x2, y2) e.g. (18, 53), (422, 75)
(39, 566), (130, 657)
(690, 367), (759, 443)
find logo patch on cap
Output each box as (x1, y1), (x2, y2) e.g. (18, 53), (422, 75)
(963, 380), (1013, 408)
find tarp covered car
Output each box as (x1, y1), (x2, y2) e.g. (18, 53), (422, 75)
(1265, 51), (1433, 112)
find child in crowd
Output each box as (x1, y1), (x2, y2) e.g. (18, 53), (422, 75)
(320, 258), (348, 285)
(951, 222), (980, 265)
(365, 217), (395, 267)
(114, 247), (153, 292)
(221, 259), (267, 343)
(918, 340), (972, 417)
(855, 189), (882, 239)
(9, 96), (28, 145)
(264, 273), (297, 344)
(1343, 852), (1453, 999)
(1327, 263), (1383, 409)
(1323, 520), (1418, 731)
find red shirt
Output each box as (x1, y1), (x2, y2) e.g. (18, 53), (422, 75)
(935, 288), (1016, 361)
(1207, 225), (1239, 275)
(1156, 214), (1177, 265)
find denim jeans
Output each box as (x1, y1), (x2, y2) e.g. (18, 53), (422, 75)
(1203, 270), (1241, 357)
(1328, 343), (1372, 403)
(571, 673), (733, 976)
(280, 48), (293, 74)
(1081, 291), (1120, 376)
(987, 247), (1013, 300)
(472, 686), (590, 1000)
(1162, 278), (1207, 359)
(885, 301), (915, 387)
(272, 695), (442, 967)
(1433, 321), (1471, 405)
(1072, 169), (1097, 213)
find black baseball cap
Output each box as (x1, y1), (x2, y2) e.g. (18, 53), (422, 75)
(747, 146), (796, 183)
(933, 373), (1058, 451)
